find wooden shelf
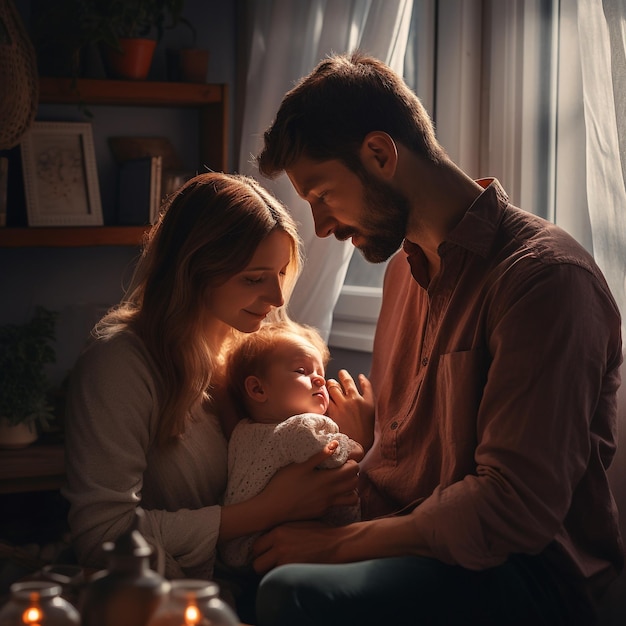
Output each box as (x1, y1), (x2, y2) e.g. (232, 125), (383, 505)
(0, 439), (65, 494)
(3, 77), (228, 248)
(39, 77), (226, 107)
(0, 226), (149, 247)
(39, 77), (228, 172)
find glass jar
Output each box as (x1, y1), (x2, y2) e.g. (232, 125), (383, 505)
(0, 581), (80, 626)
(147, 580), (240, 626)
(40, 564), (85, 607)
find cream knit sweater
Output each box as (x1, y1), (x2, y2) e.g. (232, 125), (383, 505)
(220, 414), (361, 568)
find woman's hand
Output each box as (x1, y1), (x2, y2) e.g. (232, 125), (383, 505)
(218, 442), (359, 542)
(326, 369), (375, 451)
(262, 443), (360, 521)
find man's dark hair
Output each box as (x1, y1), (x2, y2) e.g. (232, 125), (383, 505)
(257, 50), (446, 178)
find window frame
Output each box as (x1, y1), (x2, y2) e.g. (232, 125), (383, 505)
(329, 0), (571, 353)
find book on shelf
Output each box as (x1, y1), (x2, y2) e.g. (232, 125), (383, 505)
(116, 155), (163, 225)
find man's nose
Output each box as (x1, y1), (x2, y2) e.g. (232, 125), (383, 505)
(311, 205), (334, 238)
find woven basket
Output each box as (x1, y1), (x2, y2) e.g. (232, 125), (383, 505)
(0, 0), (39, 150)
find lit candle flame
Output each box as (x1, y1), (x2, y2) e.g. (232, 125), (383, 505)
(184, 604), (200, 625)
(22, 605), (42, 625)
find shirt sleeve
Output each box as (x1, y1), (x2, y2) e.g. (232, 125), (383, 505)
(412, 261), (622, 569)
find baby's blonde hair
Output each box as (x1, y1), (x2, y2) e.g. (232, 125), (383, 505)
(226, 319), (330, 419)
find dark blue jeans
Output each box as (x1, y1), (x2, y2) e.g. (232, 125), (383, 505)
(255, 555), (595, 626)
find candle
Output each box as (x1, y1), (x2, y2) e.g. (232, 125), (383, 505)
(184, 603), (200, 625)
(146, 580), (239, 626)
(22, 604), (42, 625)
(0, 581), (79, 626)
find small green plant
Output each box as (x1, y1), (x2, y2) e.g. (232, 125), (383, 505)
(0, 307), (58, 427)
(101, 0), (195, 44)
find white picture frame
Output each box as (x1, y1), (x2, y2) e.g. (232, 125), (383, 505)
(20, 121), (103, 226)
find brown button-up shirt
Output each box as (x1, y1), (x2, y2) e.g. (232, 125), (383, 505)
(361, 178), (623, 596)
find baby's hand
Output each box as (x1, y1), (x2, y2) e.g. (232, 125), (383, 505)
(327, 369), (375, 451)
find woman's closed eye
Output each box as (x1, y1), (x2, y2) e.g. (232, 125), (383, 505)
(244, 268), (287, 284)
(243, 274), (264, 284)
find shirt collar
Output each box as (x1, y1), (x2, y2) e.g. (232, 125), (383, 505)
(402, 178), (509, 286)
(445, 178), (509, 257)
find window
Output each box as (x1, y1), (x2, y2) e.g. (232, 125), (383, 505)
(330, 0), (581, 352)
(329, 0), (436, 352)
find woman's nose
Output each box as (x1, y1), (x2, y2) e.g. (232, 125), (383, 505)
(262, 277), (284, 307)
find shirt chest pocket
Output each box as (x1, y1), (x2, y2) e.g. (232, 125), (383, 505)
(435, 347), (487, 447)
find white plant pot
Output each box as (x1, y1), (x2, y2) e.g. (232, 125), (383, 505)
(0, 418), (38, 449)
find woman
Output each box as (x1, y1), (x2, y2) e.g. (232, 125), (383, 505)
(62, 173), (359, 588)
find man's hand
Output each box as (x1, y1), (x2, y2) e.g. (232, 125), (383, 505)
(251, 521), (347, 574)
(251, 512), (432, 575)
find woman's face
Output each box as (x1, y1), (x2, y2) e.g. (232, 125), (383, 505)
(206, 230), (293, 333)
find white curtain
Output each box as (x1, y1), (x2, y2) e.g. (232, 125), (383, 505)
(238, 0), (414, 340)
(577, 0), (626, 327)
(577, 1), (626, 623)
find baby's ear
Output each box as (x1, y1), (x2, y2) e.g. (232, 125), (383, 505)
(244, 375), (267, 403)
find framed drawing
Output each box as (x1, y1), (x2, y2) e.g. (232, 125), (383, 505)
(20, 121), (103, 226)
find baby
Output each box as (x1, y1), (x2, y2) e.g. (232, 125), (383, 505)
(219, 319), (362, 569)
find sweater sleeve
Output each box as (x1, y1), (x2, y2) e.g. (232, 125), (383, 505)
(62, 332), (227, 579)
(275, 414), (358, 468)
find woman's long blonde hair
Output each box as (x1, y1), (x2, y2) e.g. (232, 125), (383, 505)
(95, 172), (302, 446)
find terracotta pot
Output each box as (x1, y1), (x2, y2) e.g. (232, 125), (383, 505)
(179, 48), (209, 83)
(0, 418), (38, 449)
(166, 48), (210, 83)
(105, 38), (157, 80)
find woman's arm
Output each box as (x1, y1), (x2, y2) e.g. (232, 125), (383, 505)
(63, 334), (226, 579)
(219, 443), (359, 542)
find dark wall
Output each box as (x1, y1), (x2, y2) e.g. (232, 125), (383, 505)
(2, 1), (238, 387)
(4, 0), (371, 384)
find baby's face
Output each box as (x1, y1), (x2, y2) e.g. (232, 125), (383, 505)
(260, 336), (329, 419)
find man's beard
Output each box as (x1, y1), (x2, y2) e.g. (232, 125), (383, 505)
(336, 176), (410, 263)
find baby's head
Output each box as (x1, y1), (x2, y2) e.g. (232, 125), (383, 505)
(227, 319), (330, 424)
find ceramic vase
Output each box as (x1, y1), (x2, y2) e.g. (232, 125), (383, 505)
(0, 418), (38, 449)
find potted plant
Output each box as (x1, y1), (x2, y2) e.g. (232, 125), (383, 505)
(31, 0), (194, 81)
(169, 21), (208, 84)
(97, 0), (195, 80)
(0, 306), (58, 449)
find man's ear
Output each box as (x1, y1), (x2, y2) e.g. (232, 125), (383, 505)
(359, 131), (398, 179)
(244, 375), (268, 403)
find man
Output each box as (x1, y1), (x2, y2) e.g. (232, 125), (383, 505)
(251, 51), (623, 626)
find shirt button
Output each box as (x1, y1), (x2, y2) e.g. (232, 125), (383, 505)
(390, 421), (399, 430)
(421, 357), (429, 366)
